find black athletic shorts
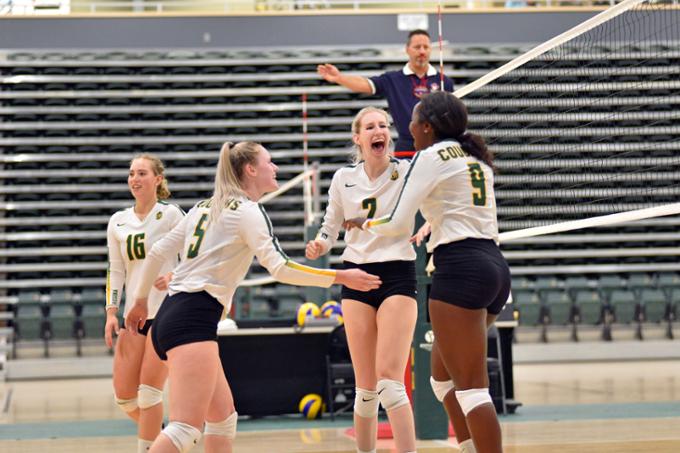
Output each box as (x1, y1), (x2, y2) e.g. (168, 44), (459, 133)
(430, 238), (511, 315)
(121, 318), (153, 336)
(341, 260), (417, 309)
(151, 291), (223, 361)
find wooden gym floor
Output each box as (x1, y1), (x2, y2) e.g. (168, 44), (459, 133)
(1, 359), (680, 452)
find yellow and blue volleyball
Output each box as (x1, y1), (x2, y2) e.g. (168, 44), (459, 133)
(298, 393), (324, 420)
(296, 302), (320, 326)
(320, 300), (341, 318)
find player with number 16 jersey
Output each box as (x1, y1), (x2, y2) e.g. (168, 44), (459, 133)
(106, 201), (184, 319)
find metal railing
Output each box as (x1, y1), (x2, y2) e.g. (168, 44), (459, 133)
(0, 0), (628, 16)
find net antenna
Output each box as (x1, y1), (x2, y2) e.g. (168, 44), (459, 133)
(437, 0), (445, 91)
(452, 0), (680, 240)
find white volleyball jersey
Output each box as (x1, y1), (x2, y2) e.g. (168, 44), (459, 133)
(366, 140), (499, 252)
(106, 201), (184, 317)
(317, 158), (416, 264)
(134, 197), (336, 312)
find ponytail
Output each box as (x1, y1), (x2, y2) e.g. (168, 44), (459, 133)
(209, 141), (261, 224)
(156, 178), (171, 199)
(457, 132), (495, 170)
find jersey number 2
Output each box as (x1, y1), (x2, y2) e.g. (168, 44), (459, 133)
(467, 163), (487, 206)
(126, 233), (146, 261)
(187, 213), (208, 258)
(362, 197), (377, 218)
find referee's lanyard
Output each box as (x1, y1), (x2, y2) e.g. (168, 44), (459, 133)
(411, 76), (429, 99)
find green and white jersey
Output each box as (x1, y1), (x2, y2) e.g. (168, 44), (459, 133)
(106, 201), (184, 317)
(134, 196), (336, 312)
(366, 140), (499, 252)
(316, 158), (416, 264)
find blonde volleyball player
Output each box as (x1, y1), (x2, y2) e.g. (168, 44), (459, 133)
(105, 154), (184, 452)
(306, 107), (418, 453)
(347, 92), (510, 453)
(124, 141), (381, 453)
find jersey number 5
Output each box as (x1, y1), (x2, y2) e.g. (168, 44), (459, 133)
(187, 213), (208, 259)
(126, 233), (145, 260)
(362, 197), (377, 218)
(467, 163), (487, 206)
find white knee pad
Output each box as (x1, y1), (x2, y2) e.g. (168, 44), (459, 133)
(459, 438), (477, 453)
(376, 379), (409, 412)
(138, 384), (164, 410)
(137, 438), (153, 453)
(430, 376), (455, 403)
(353, 388), (379, 418)
(455, 388), (493, 416)
(115, 395), (138, 413)
(204, 411), (238, 439)
(162, 421), (202, 453)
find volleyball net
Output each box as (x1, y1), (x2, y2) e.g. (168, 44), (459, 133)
(457, 0), (680, 241)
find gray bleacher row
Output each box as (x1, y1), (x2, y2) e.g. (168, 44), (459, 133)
(1, 42), (680, 349)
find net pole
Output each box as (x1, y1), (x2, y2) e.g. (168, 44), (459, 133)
(453, 0), (647, 99)
(301, 92), (314, 226)
(437, 0), (445, 91)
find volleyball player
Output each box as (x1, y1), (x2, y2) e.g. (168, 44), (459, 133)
(124, 141), (381, 453)
(105, 154), (184, 452)
(347, 91), (510, 453)
(306, 107), (418, 453)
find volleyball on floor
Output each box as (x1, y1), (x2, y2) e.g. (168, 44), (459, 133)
(296, 302), (320, 326)
(320, 300), (343, 323)
(299, 393), (324, 420)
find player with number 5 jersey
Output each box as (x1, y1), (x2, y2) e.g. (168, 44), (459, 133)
(125, 141), (381, 453)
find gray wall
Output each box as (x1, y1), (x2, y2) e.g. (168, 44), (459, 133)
(0, 12), (598, 49)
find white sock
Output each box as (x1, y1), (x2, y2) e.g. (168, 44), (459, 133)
(137, 438), (153, 452)
(357, 449), (376, 453)
(459, 438), (476, 453)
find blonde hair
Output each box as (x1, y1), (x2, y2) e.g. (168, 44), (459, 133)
(209, 141), (262, 223)
(350, 106), (392, 164)
(130, 153), (171, 199)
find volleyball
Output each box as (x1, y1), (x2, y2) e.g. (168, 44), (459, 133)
(320, 300), (341, 318)
(296, 302), (320, 326)
(298, 393), (324, 420)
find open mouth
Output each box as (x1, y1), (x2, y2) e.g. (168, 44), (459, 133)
(371, 140), (386, 153)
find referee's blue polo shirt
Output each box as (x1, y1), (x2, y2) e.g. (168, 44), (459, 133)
(369, 64), (454, 152)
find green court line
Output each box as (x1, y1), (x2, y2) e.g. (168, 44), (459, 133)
(0, 419), (137, 440)
(499, 401), (680, 423)
(1, 401), (678, 441)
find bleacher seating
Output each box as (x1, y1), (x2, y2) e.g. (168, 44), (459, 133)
(1, 42), (680, 353)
